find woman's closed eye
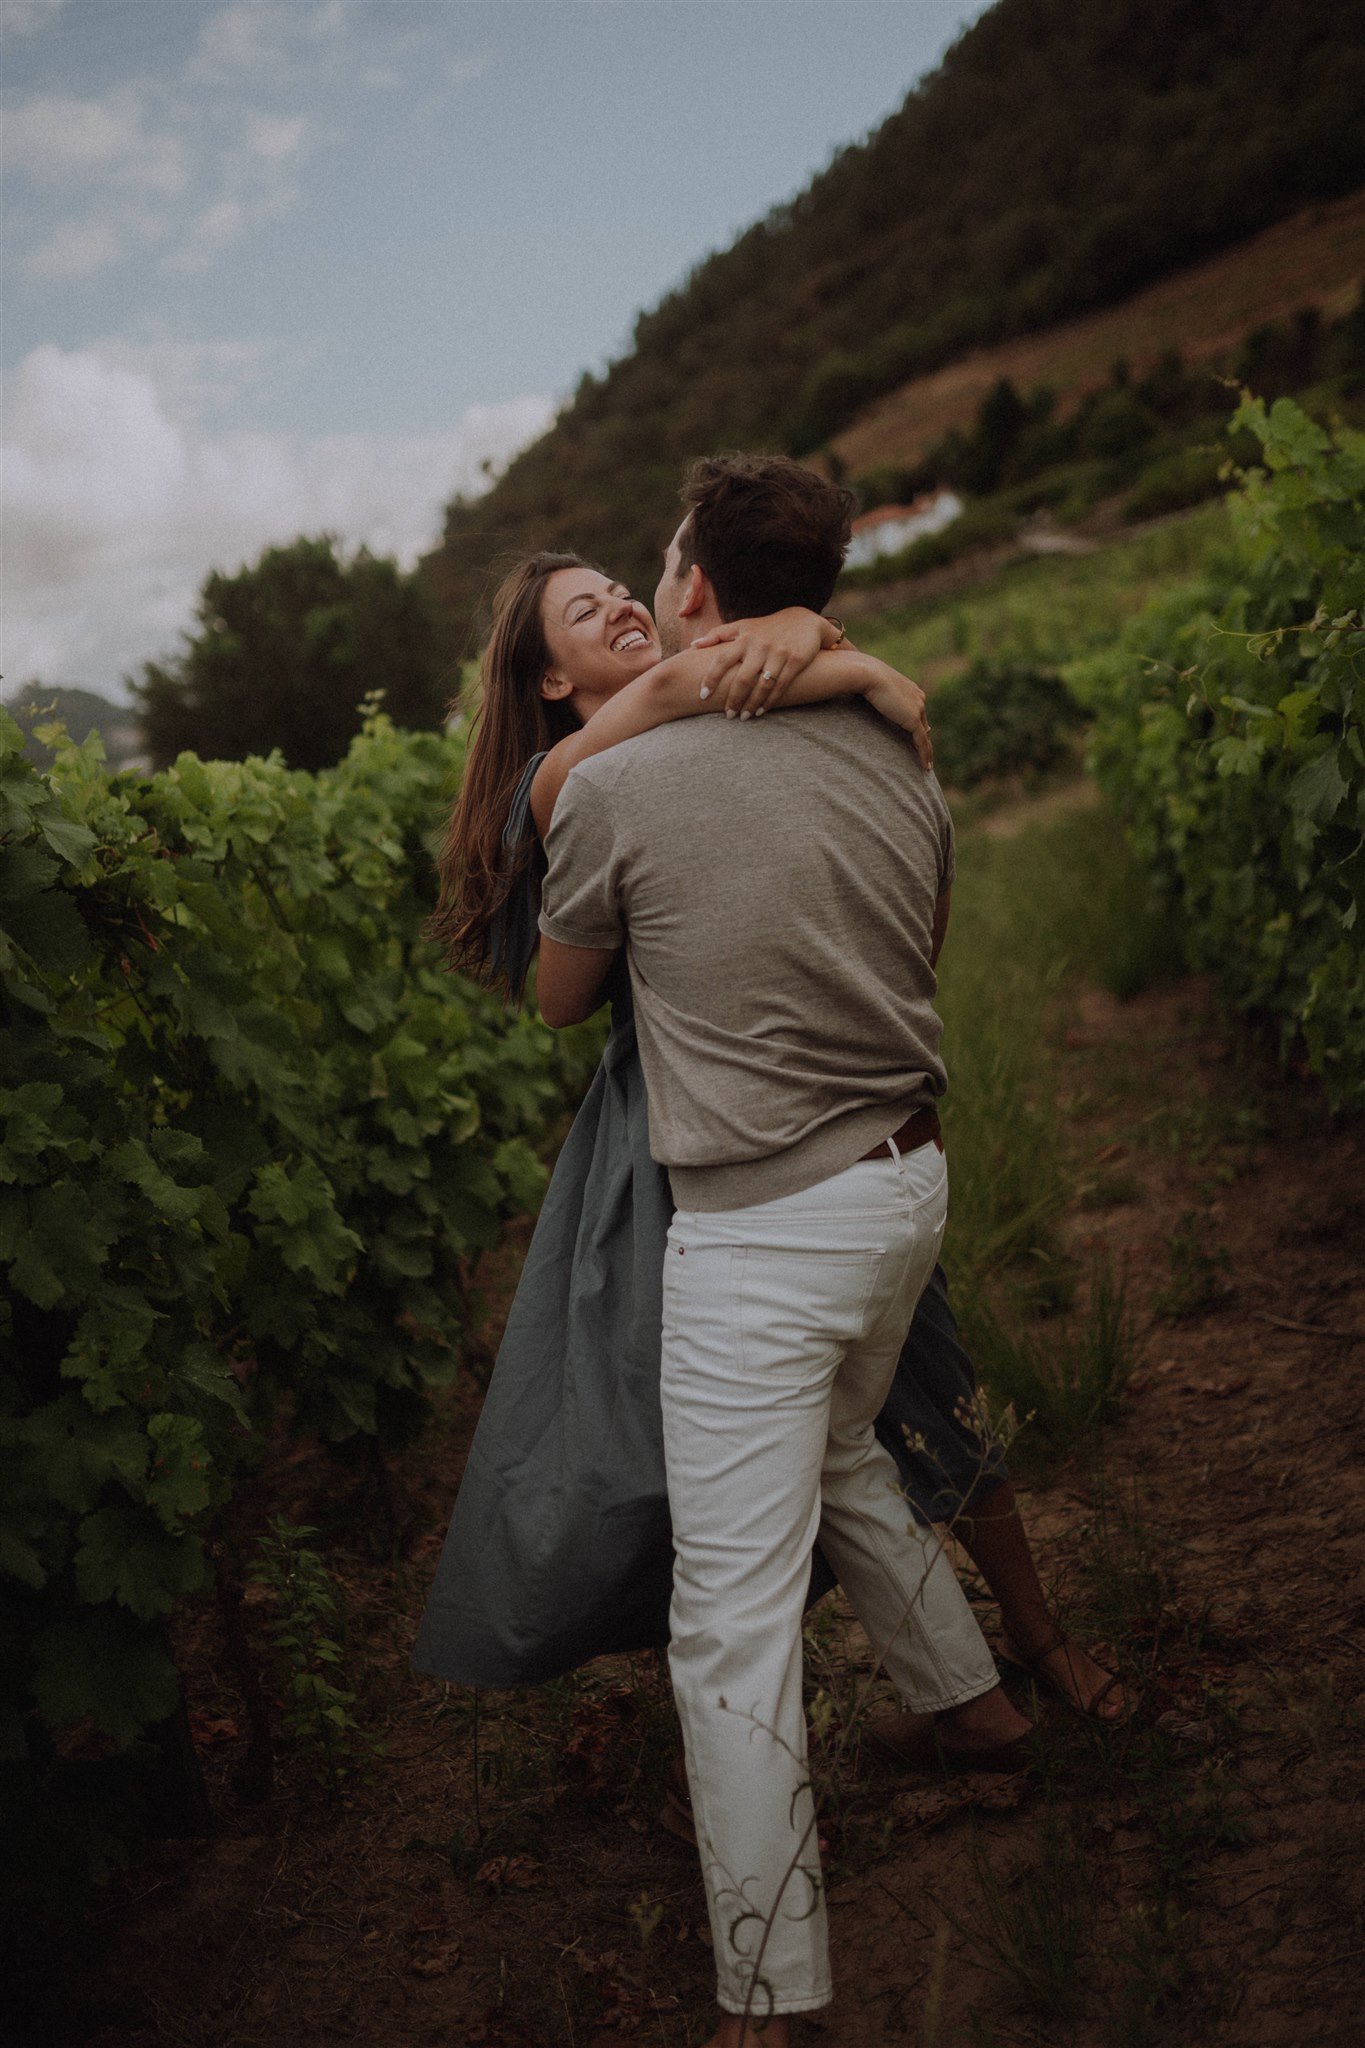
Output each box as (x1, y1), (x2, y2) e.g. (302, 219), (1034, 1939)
(570, 586), (633, 626)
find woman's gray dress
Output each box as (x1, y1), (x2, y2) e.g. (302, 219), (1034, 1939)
(412, 759), (1006, 1689)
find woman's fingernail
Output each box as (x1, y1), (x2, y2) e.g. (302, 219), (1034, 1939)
(699, 686), (711, 699)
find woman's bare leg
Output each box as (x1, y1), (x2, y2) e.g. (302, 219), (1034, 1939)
(956, 1478), (1124, 1716)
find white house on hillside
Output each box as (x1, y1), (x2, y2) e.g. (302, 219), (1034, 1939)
(844, 488), (963, 569)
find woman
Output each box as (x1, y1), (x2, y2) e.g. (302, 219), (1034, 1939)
(411, 552), (1122, 1731)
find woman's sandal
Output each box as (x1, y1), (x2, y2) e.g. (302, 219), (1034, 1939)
(998, 1631), (1126, 1721)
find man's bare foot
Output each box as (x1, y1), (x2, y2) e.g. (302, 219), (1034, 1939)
(938, 1681), (1031, 1749)
(705, 2013), (792, 2048)
(1000, 1630), (1126, 1720)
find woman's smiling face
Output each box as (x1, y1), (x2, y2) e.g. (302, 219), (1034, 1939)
(540, 567), (661, 720)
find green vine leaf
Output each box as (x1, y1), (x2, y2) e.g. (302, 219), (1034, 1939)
(1289, 746), (1349, 824)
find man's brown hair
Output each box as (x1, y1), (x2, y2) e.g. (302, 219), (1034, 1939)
(674, 453), (855, 621)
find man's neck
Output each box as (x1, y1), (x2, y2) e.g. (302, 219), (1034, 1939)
(684, 600), (725, 646)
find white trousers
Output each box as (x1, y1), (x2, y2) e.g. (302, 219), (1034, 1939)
(659, 1144), (1000, 2017)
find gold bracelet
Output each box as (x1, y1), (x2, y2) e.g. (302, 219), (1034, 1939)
(825, 615), (846, 649)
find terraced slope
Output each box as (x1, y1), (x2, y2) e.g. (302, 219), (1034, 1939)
(832, 187), (1365, 476)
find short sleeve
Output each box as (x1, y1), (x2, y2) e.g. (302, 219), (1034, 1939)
(538, 768), (626, 950)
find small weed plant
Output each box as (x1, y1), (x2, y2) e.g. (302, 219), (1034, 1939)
(937, 1802), (1092, 2025)
(970, 1253), (1137, 1454)
(249, 1516), (382, 1798)
(1156, 1200), (1234, 1318)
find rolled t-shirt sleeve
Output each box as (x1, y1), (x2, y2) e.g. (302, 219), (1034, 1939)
(538, 769), (626, 950)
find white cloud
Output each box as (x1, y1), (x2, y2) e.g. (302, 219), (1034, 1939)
(90, 336), (271, 422)
(2, 345), (552, 695)
(5, 92), (129, 177)
(6, 3), (480, 292)
(6, 29), (321, 283)
(0, 0), (67, 34)
(25, 215), (127, 282)
(8, 89), (189, 280)
(246, 112), (310, 164)
(172, 197), (247, 268)
(307, 0), (349, 42)
(3, 90), (189, 193)
(191, 2), (279, 79)
(190, 1), (349, 84)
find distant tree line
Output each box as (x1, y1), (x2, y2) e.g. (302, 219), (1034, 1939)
(133, 537), (451, 773)
(421, 0), (1365, 656)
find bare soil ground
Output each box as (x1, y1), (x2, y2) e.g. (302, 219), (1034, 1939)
(51, 974), (1365, 2048)
(829, 187), (1365, 477)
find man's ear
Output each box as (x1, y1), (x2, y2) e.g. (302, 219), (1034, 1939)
(677, 563), (708, 620)
(540, 670), (573, 702)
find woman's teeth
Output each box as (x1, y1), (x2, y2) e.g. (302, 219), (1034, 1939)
(612, 630), (647, 652)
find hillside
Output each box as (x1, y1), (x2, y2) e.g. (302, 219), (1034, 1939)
(421, 0), (1365, 654)
(832, 187), (1365, 478)
(3, 684), (146, 771)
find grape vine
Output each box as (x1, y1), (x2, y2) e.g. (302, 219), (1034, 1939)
(1075, 394), (1365, 1108)
(1, 709), (599, 1901)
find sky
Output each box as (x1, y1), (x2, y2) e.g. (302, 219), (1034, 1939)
(3, 0), (988, 700)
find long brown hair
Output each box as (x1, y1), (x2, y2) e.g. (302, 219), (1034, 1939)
(428, 551), (591, 984)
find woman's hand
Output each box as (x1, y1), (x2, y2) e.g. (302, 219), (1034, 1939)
(690, 609), (840, 718)
(862, 659), (933, 770)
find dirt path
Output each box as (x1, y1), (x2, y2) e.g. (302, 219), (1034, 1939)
(60, 975), (1364, 2048)
(830, 979), (1365, 2047)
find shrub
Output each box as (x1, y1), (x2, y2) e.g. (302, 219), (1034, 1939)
(929, 658), (1087, 789)
(1075, 386), (1163, 462)
(1123, 444), (1230, 523)
(852, 462), (935, 514)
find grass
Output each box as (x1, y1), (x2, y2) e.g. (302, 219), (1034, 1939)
(870, 524), (1206, 1439)
(855, 499), (1229, 678)
(969, 1254), (1137, 1452)
(931, 799), (1171, 1446)
(922, 1483), (1254, 2046)
(935, 1803), (1093, 2026)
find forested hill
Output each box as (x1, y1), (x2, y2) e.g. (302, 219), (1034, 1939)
(422, 0), (1365, 651)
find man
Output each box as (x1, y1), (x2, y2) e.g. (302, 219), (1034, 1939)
(536, 455), (1028, 2046)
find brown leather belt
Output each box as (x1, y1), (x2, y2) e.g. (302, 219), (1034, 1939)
(859, 1106), (943, 1162)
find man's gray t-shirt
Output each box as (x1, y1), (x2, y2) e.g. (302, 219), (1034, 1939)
(539, 700), (954, 1212)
